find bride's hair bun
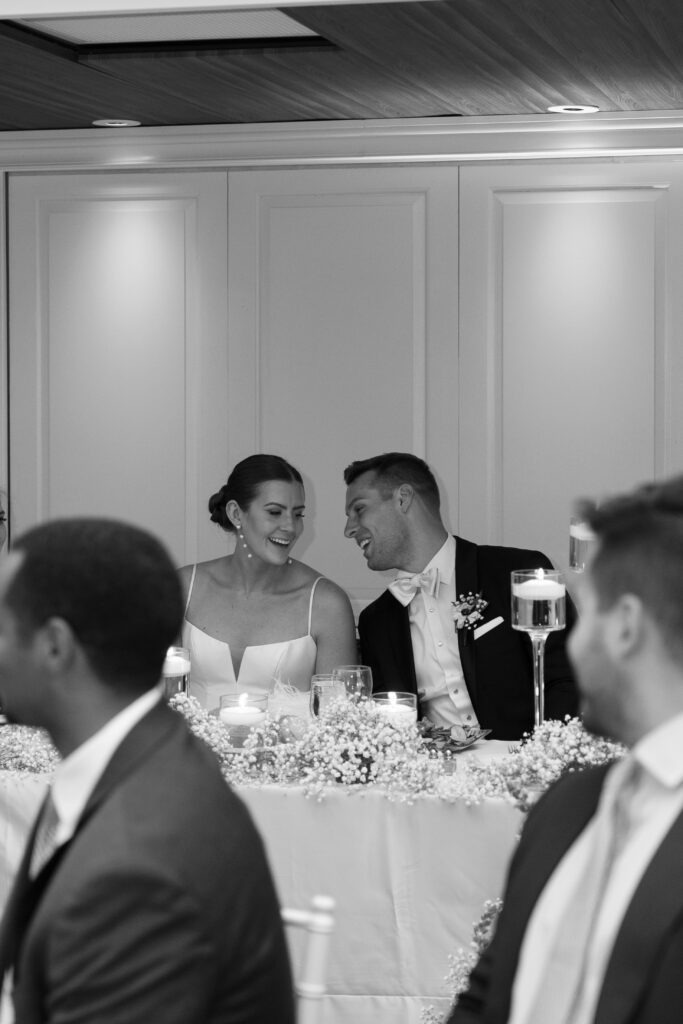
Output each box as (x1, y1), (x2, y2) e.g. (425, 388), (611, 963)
(208, 484), (231, 530)
(208, 454), (303, 533)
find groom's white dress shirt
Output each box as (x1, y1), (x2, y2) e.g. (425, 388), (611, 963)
(509, 710), (683, 1024)
(392, 536), (481, 728)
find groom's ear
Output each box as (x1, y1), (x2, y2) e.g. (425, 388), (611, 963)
(396, 484), (415, 512)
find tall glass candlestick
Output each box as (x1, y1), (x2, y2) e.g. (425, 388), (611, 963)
(511, 569), (566, 728)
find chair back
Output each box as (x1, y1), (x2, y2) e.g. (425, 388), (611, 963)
(281, 894), (335, 1024)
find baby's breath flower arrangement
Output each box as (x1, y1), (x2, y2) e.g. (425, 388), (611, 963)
(171, 693), (449, 802)
(168, 697), (624, 810)
(421, 899), (503, 1024)
(0, 725), (59, 775)
(466, 716), (625, 812)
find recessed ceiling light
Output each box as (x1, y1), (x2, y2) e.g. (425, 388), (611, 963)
(547, 104), (600, 114)
(92, 118), (141, 128)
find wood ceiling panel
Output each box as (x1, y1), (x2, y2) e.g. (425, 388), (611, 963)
(2, 0), (683, 131)
(292, 0), (683, 114)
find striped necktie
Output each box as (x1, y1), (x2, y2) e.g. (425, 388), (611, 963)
(29, 792), (60, 879)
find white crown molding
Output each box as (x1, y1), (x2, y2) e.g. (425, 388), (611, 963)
(4, 111), (683, 172)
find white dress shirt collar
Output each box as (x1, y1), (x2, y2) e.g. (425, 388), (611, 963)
(633, 709), (683, 789)
(51, 684), (164, 844)
(402, 534), (454, 585)
(394, 534), (455, 586)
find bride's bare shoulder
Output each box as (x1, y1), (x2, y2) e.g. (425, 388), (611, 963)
(178, 557), (230, 590)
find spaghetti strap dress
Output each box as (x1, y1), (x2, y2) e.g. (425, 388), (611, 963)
(181, 566), (323, 709)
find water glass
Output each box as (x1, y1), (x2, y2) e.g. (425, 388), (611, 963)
(309, 675), (347, 717)
(332, 664), (373, 698)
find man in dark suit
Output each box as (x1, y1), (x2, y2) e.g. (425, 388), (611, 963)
(448, 476), (683, 1024)
(344, 453), (577, 740)
(0, 518), (294, 1024)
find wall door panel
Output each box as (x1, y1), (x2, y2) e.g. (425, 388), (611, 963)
(8, 171), (228, 566)
(228, 167), (459, 614)
(459, 162), (683, 576)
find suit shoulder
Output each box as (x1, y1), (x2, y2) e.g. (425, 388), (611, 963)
(471, 541), (553, 570)
(528, 762), (613, 821)
(358, 589), (396, 623)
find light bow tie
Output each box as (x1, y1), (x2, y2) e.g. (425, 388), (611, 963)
(389, 567), (440, 606)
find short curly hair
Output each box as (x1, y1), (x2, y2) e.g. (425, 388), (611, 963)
(8, 518), (183, 693)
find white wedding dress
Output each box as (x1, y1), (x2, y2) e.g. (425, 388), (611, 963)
(181, 566), (321, 709)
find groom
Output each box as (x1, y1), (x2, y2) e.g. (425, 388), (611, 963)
(343, 453), (577, 740)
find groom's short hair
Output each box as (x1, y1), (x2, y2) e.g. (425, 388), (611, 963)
(580, 475), (683, 663)
(344, 453), (441, 512)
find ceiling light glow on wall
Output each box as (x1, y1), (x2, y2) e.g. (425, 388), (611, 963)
(92, 119), (141, 128)
(547, 104), (600, 114)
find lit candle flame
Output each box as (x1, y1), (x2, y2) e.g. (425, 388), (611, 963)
(238, 692), (249, 707)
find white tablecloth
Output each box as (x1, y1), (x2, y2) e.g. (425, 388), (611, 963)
(0, 742), (523, 1024)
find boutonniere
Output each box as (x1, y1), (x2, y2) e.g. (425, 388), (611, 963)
(452, 592), (488, 631)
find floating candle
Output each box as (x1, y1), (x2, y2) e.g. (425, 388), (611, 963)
(219, 693), (267, 727)
(511, 577), (566, 600)
(162, 652), (191, 678)
(373, 691), (418, 727)
(569, 521), (595, 542)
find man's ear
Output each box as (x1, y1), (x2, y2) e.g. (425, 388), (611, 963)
(606, 594), (644, 660)
(396, 484), (415, 513)
(37, 617), (78, 673)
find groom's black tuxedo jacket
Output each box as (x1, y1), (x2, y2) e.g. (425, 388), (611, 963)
(448, 763), (683, 1024)
(358, 535), (578, 740)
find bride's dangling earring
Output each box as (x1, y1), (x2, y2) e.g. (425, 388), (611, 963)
(238, 530), (252, 559)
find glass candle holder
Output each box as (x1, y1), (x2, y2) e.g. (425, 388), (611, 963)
(372, 691), (418, 727)
(162, 646), (190, 700)
(511, 569), (566, 729)
(218, 692), (268, 748)
(569, 517), (595, 572)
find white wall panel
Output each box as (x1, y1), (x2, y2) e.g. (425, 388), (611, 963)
(460, 163), (683, 575)
(228, 167), (459, 613)
(9, 172), (228, 566)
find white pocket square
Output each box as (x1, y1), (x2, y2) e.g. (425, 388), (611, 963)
(473, 616), (504, 641)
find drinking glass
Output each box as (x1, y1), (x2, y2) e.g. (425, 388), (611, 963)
(569, 517), (595, 572)
(332, 664), (373, 699)
(162, 646), (191, 699)
(511, 569), (566, 729)
(309, 675), (347, 717)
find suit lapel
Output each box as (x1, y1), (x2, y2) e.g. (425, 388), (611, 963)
(77, 699), (180, 831)
(0, 699), (180, 980)
(595, 806), (683, 1024)
(0, 796), (70, 981)
(380, 593), (417, 693)
(454, 535), (479, 707)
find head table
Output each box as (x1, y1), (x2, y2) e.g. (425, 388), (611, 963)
(0, 742), (523, 1024)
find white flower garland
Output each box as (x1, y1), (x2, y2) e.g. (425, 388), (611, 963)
(167, 696), (624, 808)
(0, 702), (625, 813)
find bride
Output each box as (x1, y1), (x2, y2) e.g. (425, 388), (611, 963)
(180, 454), (357, 708)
